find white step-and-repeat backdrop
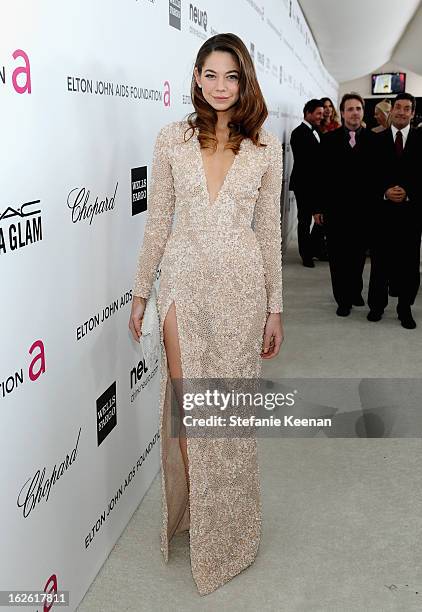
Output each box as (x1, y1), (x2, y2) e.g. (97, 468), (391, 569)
(0, 1), (336, 609)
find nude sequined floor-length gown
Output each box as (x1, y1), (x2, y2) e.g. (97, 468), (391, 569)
(133, 121), (283, 595)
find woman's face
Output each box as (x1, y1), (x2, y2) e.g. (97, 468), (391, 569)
(323, 100), (333, 119)
(194, 51), (240, 112)
(374, 108), (387, 126)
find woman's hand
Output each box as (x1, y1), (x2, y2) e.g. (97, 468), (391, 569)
(129, 296), (146, 342)
(261, 313), (284, 359)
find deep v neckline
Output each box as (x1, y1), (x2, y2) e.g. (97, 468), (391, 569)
(197, 136), (241, 206)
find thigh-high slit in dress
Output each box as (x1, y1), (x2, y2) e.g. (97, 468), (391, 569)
(133, 121), (283, 595)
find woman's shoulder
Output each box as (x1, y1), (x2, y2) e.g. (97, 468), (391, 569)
(257, 128), (282, 157)
(157, 120), (191, 141)
(258, 127), (280, 145)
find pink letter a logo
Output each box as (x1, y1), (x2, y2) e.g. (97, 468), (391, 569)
(163, 80), (171, 107)
(12, 49), (32, 94)
(43, 574), (58, 612)
(28, 339), (46, 381)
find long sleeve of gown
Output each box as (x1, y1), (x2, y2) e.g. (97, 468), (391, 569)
(253, 136), (283, 313)
(133, 124), (176, 299)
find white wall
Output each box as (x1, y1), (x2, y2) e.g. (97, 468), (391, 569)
(0, 1), (336, 610)
(339, 61), (422, 99)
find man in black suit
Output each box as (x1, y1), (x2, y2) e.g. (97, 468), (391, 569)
(367, 93), (422, 329)
(289, 99), (325, 267)
(313, 93), (376, 316)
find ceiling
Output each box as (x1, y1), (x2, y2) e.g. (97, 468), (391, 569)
(298, 0), (422, 83)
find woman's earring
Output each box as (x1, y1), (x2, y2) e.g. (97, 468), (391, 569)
(198, 84), (202, 89)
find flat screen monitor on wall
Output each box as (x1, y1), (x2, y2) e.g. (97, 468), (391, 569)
(371, 72), (406, 95)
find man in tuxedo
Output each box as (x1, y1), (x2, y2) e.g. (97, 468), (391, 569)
(289, 99), (326, 267)
(367, 93), (422, 329)
(313, 93), (376, 316)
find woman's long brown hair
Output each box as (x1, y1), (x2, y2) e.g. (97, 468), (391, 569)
(320, 96), (341, 127)
(185, 33), (268, 153)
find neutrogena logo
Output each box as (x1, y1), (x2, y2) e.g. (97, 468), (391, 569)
(130, 354), (159, 403)
(0, 49), (31, 94)
(189, 3), (207, 31)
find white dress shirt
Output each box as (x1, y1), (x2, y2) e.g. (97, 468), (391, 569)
(391, 123), (411, 147)
(385, 123), (411, 200)
(302, 120), (320, 143)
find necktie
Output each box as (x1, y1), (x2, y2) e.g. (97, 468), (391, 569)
(349, 131), (356, 148)
(395, 130), (403, 157)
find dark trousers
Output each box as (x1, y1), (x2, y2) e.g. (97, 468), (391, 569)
(295, 191), (327, 261)
(368, 205), (422, 312)
(326, 220), (368, 307)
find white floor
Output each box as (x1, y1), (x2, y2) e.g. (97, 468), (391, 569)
(77, 243), (422, 612)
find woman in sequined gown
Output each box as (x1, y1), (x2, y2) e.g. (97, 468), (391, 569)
(129, 33), (283, 596)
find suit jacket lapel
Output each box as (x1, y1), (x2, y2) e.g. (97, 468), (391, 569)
(404, 127), (416, 153)
(385, 128), (396, 158)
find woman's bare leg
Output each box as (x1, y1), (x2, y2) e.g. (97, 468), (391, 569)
(163, 303), (190, 492)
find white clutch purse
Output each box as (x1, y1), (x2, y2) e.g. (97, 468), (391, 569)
(140, 285), (160, 364)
